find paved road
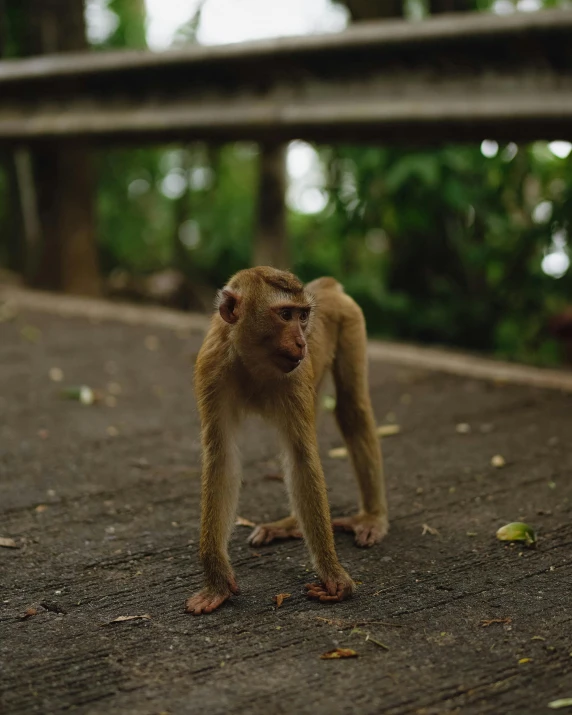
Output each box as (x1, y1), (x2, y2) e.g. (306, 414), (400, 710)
(1, 307), (571, 714)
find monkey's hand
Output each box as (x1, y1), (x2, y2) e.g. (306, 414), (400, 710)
(305, 573), (355, 603)
(332, 513), (388, 548)
(185, 577), (239, 615)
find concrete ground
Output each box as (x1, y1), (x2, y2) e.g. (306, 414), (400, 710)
(1, 299), (572, 715)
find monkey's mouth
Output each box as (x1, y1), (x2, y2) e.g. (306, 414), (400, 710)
(276, 352), (303, 373)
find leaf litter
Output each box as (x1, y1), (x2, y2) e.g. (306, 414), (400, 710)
(273, 593), (291, 608)
(320, 648), (358, 660)
(0, 537), (18, 548)
(101, 614), (151, 626)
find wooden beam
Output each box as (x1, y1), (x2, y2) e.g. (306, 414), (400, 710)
(0, 9), (571, 144)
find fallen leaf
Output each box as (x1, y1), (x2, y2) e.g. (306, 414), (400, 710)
(481, 617), (512, 627)
(0, 302), (17, 322)
(0, 537), (18, 549)
(320, 648), (358, 660)
(491, 455), (506, 468)
(19, 608), (38, 620)
(235, 516), (256, 528)
(549, 699), (572, 709)
(328, 446), (348, 459)
(376, 424), (401, 437)
(518, 657), (532, 664)
(145, 335), (159, 351)
(20, 325), (41, 343)
(35, 504), (48, 513)
(102, 614), (151, 625)
(496, 522), (536, 547)
(130, 458), (150, 469)
(422, 523), (439, 536)
(273, 593), (292, 608)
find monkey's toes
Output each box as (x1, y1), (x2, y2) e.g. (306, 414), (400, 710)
(248, 524), (302, 547)
(185, 584), (237, 615)
(305, 578), (354, 603)
(332, 514), (388, 548)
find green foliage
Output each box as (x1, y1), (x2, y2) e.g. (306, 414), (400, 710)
(1, 0), (571, 367)
(105, 0), (147, 49)
(289, 142), (572, 365)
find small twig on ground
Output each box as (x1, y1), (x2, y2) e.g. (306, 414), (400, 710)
(315, 616), (403, 629)
(365, 634), (390, 650)
(481, 617), (512, 627)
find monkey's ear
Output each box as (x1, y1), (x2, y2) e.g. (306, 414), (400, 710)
(218, 288), (240, 324)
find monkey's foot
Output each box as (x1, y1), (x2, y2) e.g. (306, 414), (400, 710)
(305, 575), (355, 603)
(248, 516), (302, 546)
(185, 578), (239, 615)
(332, 513), (388, 548)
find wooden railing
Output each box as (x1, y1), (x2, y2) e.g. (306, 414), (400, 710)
(0, 9), (571, 145)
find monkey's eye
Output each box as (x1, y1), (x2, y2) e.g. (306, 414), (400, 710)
(300, 310), (309, 323)
(280, 308), (293, 321)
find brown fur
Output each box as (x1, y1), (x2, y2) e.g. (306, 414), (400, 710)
(185, 267), (387, 615)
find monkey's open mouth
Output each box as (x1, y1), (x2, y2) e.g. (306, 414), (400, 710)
(277, 353), (303, 372)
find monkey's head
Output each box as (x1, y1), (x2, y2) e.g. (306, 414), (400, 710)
(216, 267), (315, 376)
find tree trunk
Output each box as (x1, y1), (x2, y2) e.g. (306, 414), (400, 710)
(0, 1), (24, 275)
(17, 0), (101, 295)
(253, 142), (289, 269)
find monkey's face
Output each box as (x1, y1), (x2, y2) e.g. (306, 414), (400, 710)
(217, 267), (314, 378)
(268, 305), (310, 374)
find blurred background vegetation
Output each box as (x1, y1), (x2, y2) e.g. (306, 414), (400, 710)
(0, 0), (571, 365)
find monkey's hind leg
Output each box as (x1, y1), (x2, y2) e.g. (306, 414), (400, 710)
(248, 515), (302, 546)
(331, 301), (389, 548)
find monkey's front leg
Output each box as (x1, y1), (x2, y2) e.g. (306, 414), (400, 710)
(185, 423), (241, 615)
(283, 435), (354, 603)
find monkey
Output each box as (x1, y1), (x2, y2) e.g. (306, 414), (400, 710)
(185, 266), (387, 615)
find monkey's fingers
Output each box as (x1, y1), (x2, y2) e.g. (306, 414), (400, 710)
(305, 581), (352, 603)
(185, 589), (232, 615)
